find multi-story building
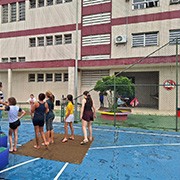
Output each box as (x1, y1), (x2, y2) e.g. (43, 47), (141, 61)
(0, 0), (179, 110)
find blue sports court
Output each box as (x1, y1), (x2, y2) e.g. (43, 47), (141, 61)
(0, 120), (180, 180)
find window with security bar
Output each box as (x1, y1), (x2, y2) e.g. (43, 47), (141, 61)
(132, 32), (158, 47)
(19, 2), (25, 21)
(46, 73), (53, 82)
(47, 0), (53, 6)
(37, 37), (44, 46)
(29, 38), (36, 47)
(46, 36), (53, 46)
(64, 34), (72, 44)
(55, 35), (62, 45)
(1, 58), (8, 63)
(56, 0), (63, 4)
(2, 5), (8, 23)
(169, 30), (180, 45)
(28, 74), (36, 82)
(132, 0), (159, 10)
(37, 74), (44, 82)
(30, 0), (36, 8)
(55, 73), (62, 81)
(10, 3), (17, 22)
(38, 0), (44, 7)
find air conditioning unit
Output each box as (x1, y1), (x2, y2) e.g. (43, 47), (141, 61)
(115, 35), (127, 44)
(170, 0), (180, 3)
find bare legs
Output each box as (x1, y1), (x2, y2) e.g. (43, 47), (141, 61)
(81, 120), (93, 144)
(34, 126), (48, 149)
(46, 130), (54, 144)
(9, 128), (18, 152)
(62, 122), (74, 142)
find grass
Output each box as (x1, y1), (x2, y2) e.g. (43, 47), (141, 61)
(2, 109), (180, 132)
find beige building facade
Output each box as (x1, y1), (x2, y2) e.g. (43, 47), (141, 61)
(0, 0), (179, 110)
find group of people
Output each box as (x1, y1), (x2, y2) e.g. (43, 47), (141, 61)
(0, 83), (96, 152)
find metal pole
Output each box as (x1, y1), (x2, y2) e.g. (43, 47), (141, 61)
(113, 76), (116, 126)
(74, 0), (79, 122)
(176, 38), (179, 131)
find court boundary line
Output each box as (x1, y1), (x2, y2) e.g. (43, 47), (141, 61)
(54, 162), (69, 180)
(90, 143), (180, 150)
(0, 158), (40, 174)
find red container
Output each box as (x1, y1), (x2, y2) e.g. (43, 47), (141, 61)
(178, 109), (180, 118)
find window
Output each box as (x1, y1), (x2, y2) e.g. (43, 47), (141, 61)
(47, 0), (53, 6)
(132, 0), (159, 10)
(28, 74), (35, 82)
(29, 38), (36, 47)
(46, 73), (53, 82)
(56, 0), (63, 4)
(37, 74), (44, 82)
(64, 0), (72, 2)
(18, 57), (26, 62)
(169, 30), (180, 45)
(30, 0), (36, 8)
(10, 3), (17, 22)
(37, 37), (44, 46)
(55, 35), (62, 45)
(19, 2), (25, 21)
(2, 5), (8, 23)
(38, 0), (44, 7)
(63, 73), (68, 82)
(132, 32), (158, 47)
(46, 36), (53, 46)
(1, 58), (8, 63)
(64, 34), (72, 44)
(10, 57), (17, 62)
(170, 0), (180, 5)
(55, 73), (62, 81)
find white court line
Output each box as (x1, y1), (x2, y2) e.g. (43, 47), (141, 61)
(0, 158), (40, 174)
(54, 162), (69, 180)
(89, 143), (180, 150)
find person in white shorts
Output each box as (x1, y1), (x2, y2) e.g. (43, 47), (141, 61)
(62, 94), (74, 143)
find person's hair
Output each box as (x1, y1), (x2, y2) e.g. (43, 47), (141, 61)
(0, 82), (2, 88)
(38, 93), (46, 101)
(67, 94), (74, 104)
(30, 94), (34, 97)
(83, 91), (93, 106)
(8, 97), (17, 105)
(46, 90), (55, 103)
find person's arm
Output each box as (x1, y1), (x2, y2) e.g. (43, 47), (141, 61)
(80, 99), (86, 120)
(31, 102), (38, 113)
(92, 101), (96, 118)
(0, 107), (5, 110)
(65, 103), (71, 121)
(45, 102), (49, 114)
(18, 109), (26, 119)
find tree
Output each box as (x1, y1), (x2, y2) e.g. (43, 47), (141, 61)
(94, 76), (134, 108)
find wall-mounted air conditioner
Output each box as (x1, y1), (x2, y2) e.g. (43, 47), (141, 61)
(115, 35), (127, 44)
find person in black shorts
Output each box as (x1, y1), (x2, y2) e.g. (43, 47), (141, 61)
(80, 91), (96, 145)
(31, 93), (49, 149)
(0, 97), (26, 152)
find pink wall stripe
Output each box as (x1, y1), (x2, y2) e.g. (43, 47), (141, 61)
(0, 56), (176, 69)
(112, 10), (180, 26)
(0, 0), (25, 5)
(82, 24), (111, 36)
(81, 45), (110, 56)
(0, 24), (81, 39)
(82, 3), (111, 16)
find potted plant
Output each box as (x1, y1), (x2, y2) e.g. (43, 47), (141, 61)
(94, 75), (134, 120)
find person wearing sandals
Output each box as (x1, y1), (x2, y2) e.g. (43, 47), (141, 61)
(0, 97), (26, 152)
(31, 93), (49, 149)
(62, 94), (75, 143)
(45, 91), (55, 144)
(80, 91), (96, 145)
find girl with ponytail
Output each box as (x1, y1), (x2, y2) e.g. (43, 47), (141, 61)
(80, 91), (96, 145)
